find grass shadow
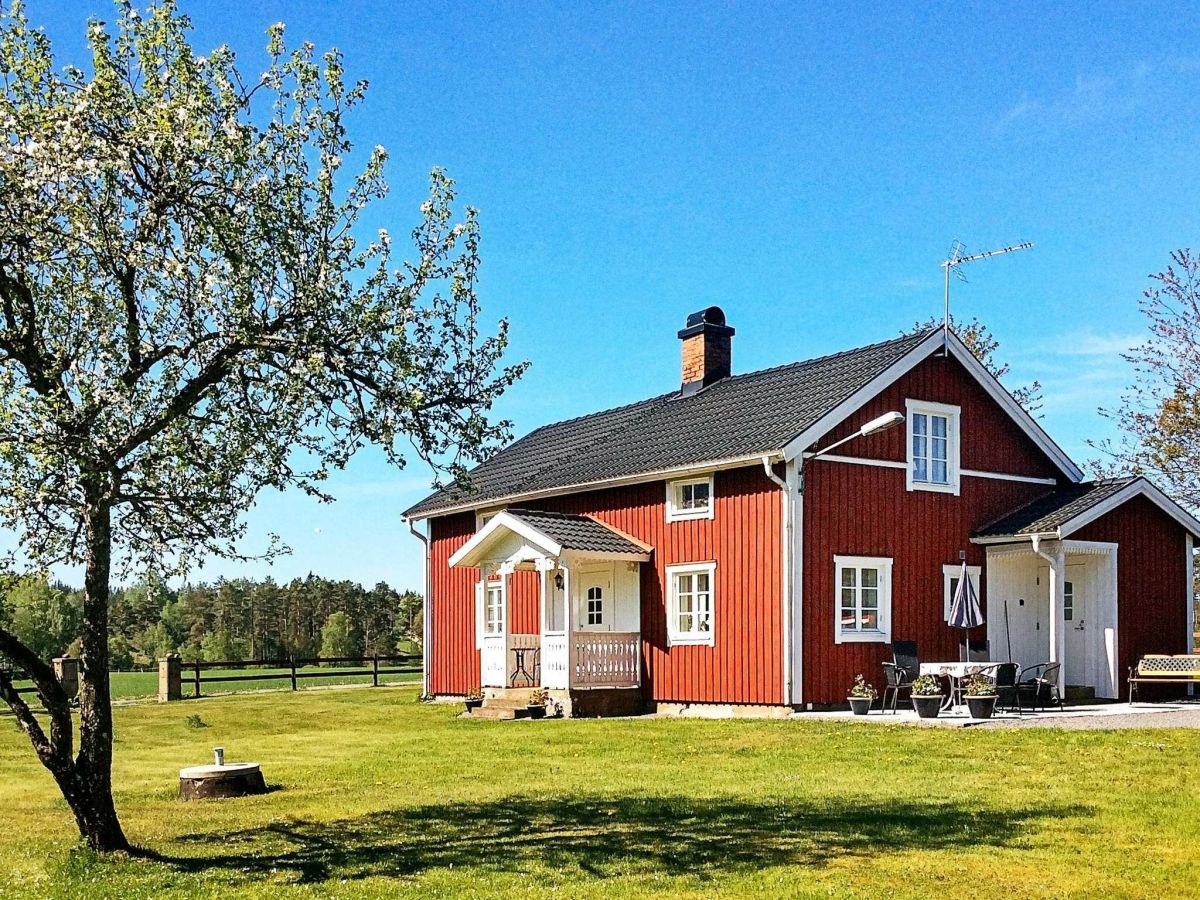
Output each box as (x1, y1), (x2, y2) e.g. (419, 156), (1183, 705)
(150, 794), (1090, 885)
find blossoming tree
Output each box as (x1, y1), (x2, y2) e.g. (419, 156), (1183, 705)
(0, 1), (525, 851)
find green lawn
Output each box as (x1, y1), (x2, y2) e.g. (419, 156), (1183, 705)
(1, 687), (1197, 898)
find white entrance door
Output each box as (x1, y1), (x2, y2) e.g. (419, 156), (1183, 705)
(1063, 563), (1088, 686)
(577, 568), (613, 632)
(480, 579), (507, 687)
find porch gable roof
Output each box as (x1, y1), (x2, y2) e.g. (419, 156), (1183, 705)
(448, 509), (651, 568)
(971, 476), (1200, 542)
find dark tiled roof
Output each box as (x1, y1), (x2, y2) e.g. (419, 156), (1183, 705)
(505, 509), (648, 556)
(973, 478), (1138, 539)
(406, 329), (934, 517)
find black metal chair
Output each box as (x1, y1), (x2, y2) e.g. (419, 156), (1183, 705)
(892, 640), (919, 679)
(990, 662), (1022, 713)
(1016, 662), (1064, 711)
(881, 662), (913, 713)
(958, 639), (990, 662)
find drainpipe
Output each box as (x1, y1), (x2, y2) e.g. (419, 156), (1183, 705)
(406, 517), (432, 697)
(762, 455), (793, 707)
(1031, 533), (1066, 696)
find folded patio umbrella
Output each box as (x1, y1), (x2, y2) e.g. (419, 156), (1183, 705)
(948, 559), (985, 647)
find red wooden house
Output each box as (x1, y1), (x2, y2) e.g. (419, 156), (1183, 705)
(404, 308), (1199, 714)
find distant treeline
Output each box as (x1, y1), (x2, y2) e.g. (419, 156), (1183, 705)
(0, 574), (422, 669)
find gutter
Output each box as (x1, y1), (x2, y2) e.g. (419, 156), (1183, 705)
(761, 455), (793, 706)
(406, 517), (432, 697)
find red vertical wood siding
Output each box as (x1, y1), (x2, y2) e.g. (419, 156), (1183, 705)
(427, 464), (784, 704)
(1071, 494), (1190, 699)
(428, 512), (480, 695)
(802, 352), (1062, 704)
(817, 353), (1062, 478)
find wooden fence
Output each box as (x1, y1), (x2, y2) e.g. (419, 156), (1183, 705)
(185, 654), (421, 698)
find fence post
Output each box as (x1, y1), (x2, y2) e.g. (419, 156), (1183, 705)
(53, 655), (79, 701)
(372, 654), (379, 687)
(193, 660), (201, 698)
(157, 654), (181, 702)
(290, 658), (298, 692)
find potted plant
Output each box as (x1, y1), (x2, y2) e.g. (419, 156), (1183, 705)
(910, 674), (943, 719)
(847, 674), (876, 715)
(528, 687), (550, 720)
(463, 688), (484, 713)
(963, 673), (999, 719)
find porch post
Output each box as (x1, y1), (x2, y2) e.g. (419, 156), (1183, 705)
(1047, 549), (1067, 695)
(564, 563), (574, 688)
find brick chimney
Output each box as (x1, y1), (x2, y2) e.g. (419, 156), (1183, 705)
(678, 306), (735, 396)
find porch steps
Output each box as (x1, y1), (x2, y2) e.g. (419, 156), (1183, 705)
(470, 705), (532, 720)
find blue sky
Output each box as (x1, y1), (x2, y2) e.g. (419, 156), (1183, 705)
(25, 1), (1200, 590)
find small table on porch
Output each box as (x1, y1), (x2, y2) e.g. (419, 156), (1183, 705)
(919, 661), (993, 710)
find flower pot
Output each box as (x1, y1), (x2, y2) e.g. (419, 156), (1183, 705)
(966, 695), (998, 719)
(464, 698), (483, 713)
(912, 695), (942, 719)
(848, 696), (872, 716)
(526, 704), (546, 720)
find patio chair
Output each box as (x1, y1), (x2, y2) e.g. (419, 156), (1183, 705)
(881, 662), (913, 713)
(891, 640), (919, 680)
(958, 639), (990, 662)
(1016, 662), (1064, 712)
(989, 662), (1022, 713)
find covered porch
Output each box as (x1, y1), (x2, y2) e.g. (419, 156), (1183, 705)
(448, 509), (651, 699)
(983, 539), (1119, 699)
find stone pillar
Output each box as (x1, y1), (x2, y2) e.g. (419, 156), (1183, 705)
(52, 656), (79, 700)
(158, 654), (182, 702)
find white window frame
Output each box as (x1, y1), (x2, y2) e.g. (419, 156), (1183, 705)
(483, 579), (505, 636)
(942, 564), (982, 622)
(834, 556), (892, 644)
(666, 561), (716, 646)
(585, 584), (605, 627)
(475, 506), (504, 532)
(905, 399), (960, 495)
(666, 475), (715, 522)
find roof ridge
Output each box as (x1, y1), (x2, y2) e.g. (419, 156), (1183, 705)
(718, 327), (934, 386)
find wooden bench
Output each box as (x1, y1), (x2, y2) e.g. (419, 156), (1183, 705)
(1128, 655), (1200, 703)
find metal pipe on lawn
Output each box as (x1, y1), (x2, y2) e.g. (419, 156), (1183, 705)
(406, 516), (432, 697)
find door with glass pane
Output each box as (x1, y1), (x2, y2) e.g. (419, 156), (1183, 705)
(480, 580), (507, 686)
(577, 568), (612, 632)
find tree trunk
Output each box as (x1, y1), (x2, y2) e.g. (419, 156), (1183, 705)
(70, 498), (130, 853)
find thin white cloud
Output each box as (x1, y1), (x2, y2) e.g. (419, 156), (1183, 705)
(1050, 331), (1144, 357)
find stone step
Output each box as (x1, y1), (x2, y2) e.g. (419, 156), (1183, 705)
(484, 698), (541, 711)
(485, 687), (537, 704)
(470, 705), (531, 720)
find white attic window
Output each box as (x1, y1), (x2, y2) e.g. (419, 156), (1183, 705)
(666, 475), (714, 522)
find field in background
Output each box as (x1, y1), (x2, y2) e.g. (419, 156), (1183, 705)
(1, 686), (1197, 898)
(13, 667), (420, 701)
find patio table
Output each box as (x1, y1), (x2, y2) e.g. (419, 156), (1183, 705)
(919, 662), (992, 710)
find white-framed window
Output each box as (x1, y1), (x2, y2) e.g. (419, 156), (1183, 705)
(475, 507), (504, 531)
(666, 475), (714, 522)
(586, 585), (604, 626)
(905, 399), (960, 494)
(666, 562), (716, 645)
(1063, 580), (1074, 622)
(834, 556), (892, 643)
(942, 564), (982, 622)
(484, 581), (504, 635)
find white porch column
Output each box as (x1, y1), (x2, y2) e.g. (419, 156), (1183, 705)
(1033, 537), (1067, 695)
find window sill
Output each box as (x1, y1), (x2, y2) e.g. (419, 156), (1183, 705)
(667, 633), (715, 647)
(666, 508), (714, 523)
(907, 478), (959, 495)
(836, 630), (890, 644)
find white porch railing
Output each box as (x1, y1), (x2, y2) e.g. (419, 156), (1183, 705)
(542, 632), (569, 689)
(572, 632), (640, 687)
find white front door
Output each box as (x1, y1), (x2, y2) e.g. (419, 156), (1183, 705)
(481, 580), (507, 687)
(1063, 563), (1088, 685)
(577, 568), (613, 632)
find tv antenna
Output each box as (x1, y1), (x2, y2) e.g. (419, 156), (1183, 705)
(940, 239), (1033, 352)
